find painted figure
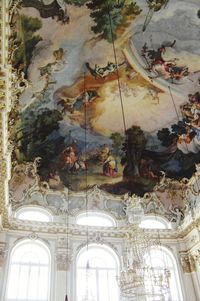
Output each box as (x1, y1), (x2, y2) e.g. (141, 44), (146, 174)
(103, 154), (118, 177)
(85, 61), (125, 79)
(61, 147), (77, 172)
(141, 41), (189, 82)
(139, 159), (158, 179)
(48, 171), (63, 189)
(99, 144), (110, 162)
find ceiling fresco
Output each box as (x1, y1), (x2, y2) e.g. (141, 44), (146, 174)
(9, 0), (200, 202)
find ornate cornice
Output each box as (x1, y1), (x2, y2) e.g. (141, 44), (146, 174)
(8, 218), (179, 241)
(7, 212), (200, 246)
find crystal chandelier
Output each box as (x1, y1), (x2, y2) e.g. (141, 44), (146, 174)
(118, 195), (171, 301)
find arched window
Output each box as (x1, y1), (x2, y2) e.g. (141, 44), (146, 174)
(76, 212), (116, 227)
(145, 246), (183, 301)
(76, 244), (119, 301)
(140, 216), (170, 229)
(16, 207), (53, 222)
(5, 239), (51, 301)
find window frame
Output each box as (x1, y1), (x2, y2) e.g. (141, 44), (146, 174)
(75, 243), (120, 301)
(15, 206), (53, 222)
(144, 246), (184, 301)
(140, 215), (170, 229)
(4, 238), (52, 301)
(76, 211), (116, 227)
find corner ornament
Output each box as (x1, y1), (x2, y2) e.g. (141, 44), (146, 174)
(180, 253), (196, 273)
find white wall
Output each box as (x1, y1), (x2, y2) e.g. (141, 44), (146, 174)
(0, 230), (198, 301)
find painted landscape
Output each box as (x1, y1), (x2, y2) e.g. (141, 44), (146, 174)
(9, 0), (200, 198)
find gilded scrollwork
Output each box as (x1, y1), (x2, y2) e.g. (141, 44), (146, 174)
(8, 0), (23, 23)
(192, 250), (200, 266)
(0, 0), (10, 227)
(180, 253), (196, 273)
(0, 242), (7, 267)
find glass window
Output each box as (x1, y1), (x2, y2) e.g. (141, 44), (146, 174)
(16, 207), (52, 222)
(5, 240), (51, 301)
(144, 247), (183, 301)
(76, 212), (116, 227)
(140, 216), (170, 229)
(76, 244), (119, 301)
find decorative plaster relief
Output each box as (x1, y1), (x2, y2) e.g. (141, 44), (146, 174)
(56, 237), (72, 271)
(56, 250), (72, 271)
(0, 242), (7, 267)
(180, 253), (196, 273)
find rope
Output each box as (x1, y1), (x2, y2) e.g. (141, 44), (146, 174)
(83, 71), (90, 300)
(83, 72), (89, 250)
(168, 86), (180, 120)
(107, 7), (127, 133)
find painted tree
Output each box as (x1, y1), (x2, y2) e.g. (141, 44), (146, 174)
(121, 126), (147, 177)
(110, 132), (124, 156)
(64, 0), (88, 5)
(13, 15), (42, 77)
(87, 0), (141, 41)
(14, 109), (64, 162)
(157, 128), (177, 147)
(157, 120), (188, 147)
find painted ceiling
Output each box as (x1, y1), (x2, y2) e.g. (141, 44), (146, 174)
(9, 0), (200, 204)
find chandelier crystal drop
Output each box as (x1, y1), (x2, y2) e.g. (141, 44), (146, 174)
(82, 260), (95, 301)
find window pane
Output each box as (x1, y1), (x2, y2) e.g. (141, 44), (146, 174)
(77, 245), (119, 301)
(77, 269), (97, 301)
(169, 270), (180, 301)
(77, 246), (117, 268)
(98, 270), (109, 301)
(17, 210), (51, 222)
(6, 241), (50, 301)
(140, 219), (167, 229)
(27, 265), (39, 300)
(12, 244), (49, 265)
(88, 270), (97, 301)
(108, 270), (119, 301)
(18, 264), (29, 299)
(145, 248), (183, 301)
(6, 265), (20, 298)
(76, 212), (116, 227)
(38, 267), (49, 300)
(147, 249), (173, 268)
(21, 252), (39, 264)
